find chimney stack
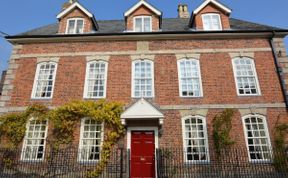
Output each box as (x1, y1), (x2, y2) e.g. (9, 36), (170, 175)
(178, 4), (190, 18)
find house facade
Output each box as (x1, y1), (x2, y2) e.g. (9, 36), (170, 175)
(1, 0), (288, 177)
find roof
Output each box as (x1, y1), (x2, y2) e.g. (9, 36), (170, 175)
(193, 0), (232, 15)
(57, 2), (93, 19)
(17, 18), (282, 36)
(124, 0), (162, 17)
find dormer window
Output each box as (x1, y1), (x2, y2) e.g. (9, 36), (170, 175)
(202, 13), (222, 30)
(134, 16), (152, 32)
(57, 2), (98, 34)
(66, 18), (84, 34)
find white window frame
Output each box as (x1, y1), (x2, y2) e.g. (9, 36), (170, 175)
(83, 60), (108, 99)
(181, 115), (210, 163)
(65, 18), (85, 34)
(131, 59), (155, 98)
(31, 62), (58, 99)
(201, 13), (222, 31)
(78, 118), (104, 163)
(242, 114), (272, 163)
(177, 58), (203, 97)
(21, 118), (48, 161)
(232, 57), (261, 96)
(133, 16), (152, 32)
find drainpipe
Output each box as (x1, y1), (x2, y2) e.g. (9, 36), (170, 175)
(269, 31), (288, 108)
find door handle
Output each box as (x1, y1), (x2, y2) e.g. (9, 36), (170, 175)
(140, 157), (146, 161)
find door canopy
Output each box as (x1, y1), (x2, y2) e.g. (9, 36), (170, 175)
(121, 98), (164, 125)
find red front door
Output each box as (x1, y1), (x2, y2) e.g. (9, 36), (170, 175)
(131, 131), (155, 178)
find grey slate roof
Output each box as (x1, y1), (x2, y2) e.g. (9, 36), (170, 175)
(18, 18), (282, 36)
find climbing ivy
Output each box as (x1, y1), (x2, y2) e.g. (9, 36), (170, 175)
(212, 109), (235, 156)
(0, 100), (125, 177)
(0, 104), (48, 148)
(48, 100), (125, 177)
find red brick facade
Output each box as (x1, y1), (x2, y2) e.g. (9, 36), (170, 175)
(7, 39), (284, 107)
(2, 37), (287, 149)
(1, 0), (288, 159)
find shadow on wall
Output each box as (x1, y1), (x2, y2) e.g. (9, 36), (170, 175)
(0, 71), (6, 96)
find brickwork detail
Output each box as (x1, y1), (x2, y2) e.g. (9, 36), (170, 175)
(176, 53), (201, 60)
(37, 57), (59, 63)
(86, 55), (110, 62)
(0, 45), (22, 107)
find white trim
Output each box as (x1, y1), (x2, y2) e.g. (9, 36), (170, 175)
(77, 118), (104, 163)
(241, 114), (272, 163)
(193, 0), (232, 15)
(31, 61), (58, 99)
(120, 98), (164, 122)
(124, 0), (162, 17)
(232, 57), (261, 96)
(131, 59), (155, 98)
(83, 60), (108, 99)
(127, 127), (159, 178)
(133, 16), (152, 32)
(177, 58), (203, 97)
(201, 13), (223, 31)
(181, 115), (210, 164)
(57, 2), (93, 19)
(21, 118), (49, 161)
(65, 18), (85, 34)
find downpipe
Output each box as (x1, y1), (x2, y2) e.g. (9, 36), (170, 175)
(269, 31), (288, 108)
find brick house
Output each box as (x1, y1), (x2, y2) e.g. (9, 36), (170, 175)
(1, 0), (288, 177)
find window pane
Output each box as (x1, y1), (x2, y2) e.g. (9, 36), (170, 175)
(183, 117), (209, 162)
(179, 59), (202, 97)
(135, 18), (142, 32)
(144, 17), (151, 32)
(211, 15), (221, 29)
(244, 116), (271, 161)
(76, 20), (84, 34)
(21, 119), (48, 161)
(68, 20), (75, 34)
(78, 119), (103, 161)
(67, 19), (84, 34)
(85, 61), (107, 98)
(133, 60), (153, 97)
(134, 16), (151, 32)
(233, 58), (259, 95)
(33, 63), (56, 98)
(202, 14), (221, 30)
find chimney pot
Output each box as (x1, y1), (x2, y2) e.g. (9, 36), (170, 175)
(178, 4), (190, 18)
(62, 0), (76, 10)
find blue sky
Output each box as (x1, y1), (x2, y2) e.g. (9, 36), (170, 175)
(0, 0), (287, 73)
